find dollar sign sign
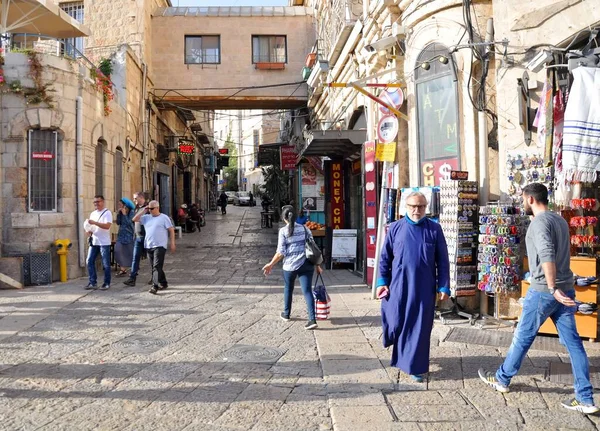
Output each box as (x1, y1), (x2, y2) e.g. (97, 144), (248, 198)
(439, 163), (452, 180)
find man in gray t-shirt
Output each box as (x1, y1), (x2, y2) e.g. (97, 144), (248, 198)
(133, 200), (175, 295)
(526, 211), (573, 292)
(479, 183), (597, 414)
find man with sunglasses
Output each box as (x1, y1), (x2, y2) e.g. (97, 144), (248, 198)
(132, 200), (176, 295)
(375, 191), (450, 383)
(84, 195), (113, 290)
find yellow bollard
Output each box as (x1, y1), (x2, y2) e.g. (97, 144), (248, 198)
(54, 239), (72, 282)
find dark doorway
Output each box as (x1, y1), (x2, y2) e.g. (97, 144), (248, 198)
(184, 172), (192, 205)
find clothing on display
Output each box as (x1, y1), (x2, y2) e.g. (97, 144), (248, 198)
(560, 67), (600, 183)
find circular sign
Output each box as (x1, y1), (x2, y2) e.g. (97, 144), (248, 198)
(377, 115), (399, 143)
(379, 88), (405, 114)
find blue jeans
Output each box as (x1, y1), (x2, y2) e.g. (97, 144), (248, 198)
(496, 288), (594, 404)
(283, 260), (316, 321)
(87, 245), (111, 286)
(130, 237), (144, 279)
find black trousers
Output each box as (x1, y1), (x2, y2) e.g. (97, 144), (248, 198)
(147, 247), (167, 288)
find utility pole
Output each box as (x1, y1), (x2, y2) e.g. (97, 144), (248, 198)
(238, 109), (243, 190)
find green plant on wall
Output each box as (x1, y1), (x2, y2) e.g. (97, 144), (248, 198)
(1, 51), (55, 107)
(91, 57), (114, 116)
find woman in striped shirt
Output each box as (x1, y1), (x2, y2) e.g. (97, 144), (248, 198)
(263, 205), (322, 330)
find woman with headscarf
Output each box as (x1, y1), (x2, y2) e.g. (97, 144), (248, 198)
(115, 197), (135, 276)
(262, 205), (322, 330)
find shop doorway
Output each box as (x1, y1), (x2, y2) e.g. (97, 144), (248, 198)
(156, 172), (171, 217)
(183, 172), (192, 205)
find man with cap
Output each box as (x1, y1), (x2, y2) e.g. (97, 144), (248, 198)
(132, 200), (176, 295)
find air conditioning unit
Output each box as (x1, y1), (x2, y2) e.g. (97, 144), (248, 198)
(307, 60), (329, 89)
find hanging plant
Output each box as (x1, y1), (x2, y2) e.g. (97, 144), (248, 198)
(93, 58), (114, 116)
(0, 51), (54, 107)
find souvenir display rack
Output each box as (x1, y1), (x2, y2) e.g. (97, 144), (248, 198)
(440, 180), (479, 297)
(437, 180), (479, 324)
(477, 204), (528, 328)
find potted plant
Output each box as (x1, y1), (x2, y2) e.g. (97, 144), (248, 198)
(305, 52), (317, 68)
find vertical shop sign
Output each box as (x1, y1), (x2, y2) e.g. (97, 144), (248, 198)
(364, 141), (377, 285)
(280, 145), (297, 170)
(330, 161), (344, 229)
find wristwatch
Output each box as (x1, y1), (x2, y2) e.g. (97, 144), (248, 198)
(548, 287), (556, 295)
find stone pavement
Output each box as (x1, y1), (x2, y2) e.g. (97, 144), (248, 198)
(0, 205), (600, 430)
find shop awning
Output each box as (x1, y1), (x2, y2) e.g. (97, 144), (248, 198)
(1, 0), (90, 38)
(299, 129), (366, 159)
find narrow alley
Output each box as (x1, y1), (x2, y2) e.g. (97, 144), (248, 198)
(0, 207), (599, 430)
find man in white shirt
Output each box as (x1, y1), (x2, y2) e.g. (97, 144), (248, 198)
(84, 195), (113, 290)
(132, 200), (175, 295)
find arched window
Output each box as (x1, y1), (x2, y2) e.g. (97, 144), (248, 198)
(415, 43), (460, 186)
(95, 140), (106, 196)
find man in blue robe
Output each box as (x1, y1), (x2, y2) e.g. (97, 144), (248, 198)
(376, 191), (450, 383)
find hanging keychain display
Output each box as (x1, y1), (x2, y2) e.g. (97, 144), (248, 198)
(506, 152), (553, 203)
(477, 205), (529, 294)
(440, 180), (479, 297)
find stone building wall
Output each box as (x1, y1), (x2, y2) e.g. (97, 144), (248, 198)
(150, 12), (315, 103)
(491, 0), (600, 198)
(0, 52), (128, 280)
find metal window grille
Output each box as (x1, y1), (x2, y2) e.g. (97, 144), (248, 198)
(252, 36), (286, 63)
(60, 2), (84, 57)
(114, 149), (123, 210)
(95, 143), (104, 196)
(28, 130), (58, 212)
(185, 36), (220, 64)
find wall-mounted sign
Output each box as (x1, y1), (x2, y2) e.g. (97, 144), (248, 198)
(218, 148), (229, 155)
(379, 88), (404, 114)
(280, 145), (297, 170)
(257, 146), (280, 166)
(364, 141), (377, 285)
(450, 170), (469, 180)
(377, 115), (398, 144)
(32, 151), (54, 160)
(421, 158), (458, 186)
(178, 142), (195, 155)
(375, 142), (396, 162)
(329, 161), (344, 229)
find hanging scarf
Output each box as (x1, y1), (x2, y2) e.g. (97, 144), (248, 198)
(560, 67), (600, 183)
(553, 88), (565, 173)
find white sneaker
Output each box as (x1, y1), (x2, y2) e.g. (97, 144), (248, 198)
(478, 368), (509, 393)
(561, 398), (600, 414)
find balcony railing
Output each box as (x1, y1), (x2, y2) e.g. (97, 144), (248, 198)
(318, 0), (362, 63)
(6, 33), (117, 99)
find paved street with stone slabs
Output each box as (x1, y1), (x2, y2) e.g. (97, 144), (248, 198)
(2, 205), (600, 430)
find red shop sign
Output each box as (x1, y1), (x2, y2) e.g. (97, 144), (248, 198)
(330, 161), (344, 229)
(32, 151), (54, 161)
(280, 145), (297, 170)
(364, 141), (377, 285)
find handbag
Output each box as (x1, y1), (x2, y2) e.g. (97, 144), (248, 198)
(304, 226), (323, 265)
(312, 273), (331, 320)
